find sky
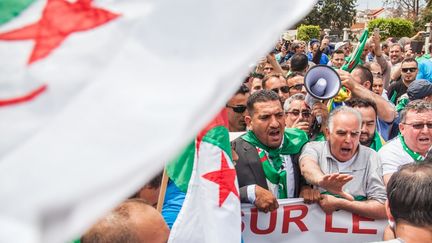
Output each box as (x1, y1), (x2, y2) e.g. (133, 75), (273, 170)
(356, 0), (385, 10)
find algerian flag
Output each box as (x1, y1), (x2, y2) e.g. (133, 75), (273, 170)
(168, 110), (240, 243)
(0, 0), (316, 243)
(342, 29), (369, 73)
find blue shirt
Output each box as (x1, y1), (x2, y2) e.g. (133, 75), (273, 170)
(416, 59), (432, 82)
(162, 180), (186, 229)
(377, 118), (391, 141)
(307, 52), (329, 65)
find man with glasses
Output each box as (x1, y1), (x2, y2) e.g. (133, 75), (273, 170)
(232, 90), (310, 213)
(286, 72), (306, 97)
(262, 73), (290, 103)
(299, 106), (387, 219)
(284, 93), (328, 141)
(379, 100), (432, 185)
(226, 84), (250, 132)
(387, 58), (418, 105)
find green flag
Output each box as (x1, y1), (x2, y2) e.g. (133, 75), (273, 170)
(166, 113), (232, 193)
(0, 0), (34, 25)
(342, 29), (369, 73)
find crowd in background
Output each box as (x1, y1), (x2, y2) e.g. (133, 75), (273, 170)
(80, 30), (432, 243)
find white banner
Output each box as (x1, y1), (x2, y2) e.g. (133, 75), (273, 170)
(242, 199), (387, 243)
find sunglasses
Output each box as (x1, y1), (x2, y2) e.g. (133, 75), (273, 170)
(271, 86), (290, 94)
(401, 67), (417, 73)
(289, 84), (304, 91)
(403, 122), (432, 130)
(286, 110), (311, 118)
(226, 105), (247, 113)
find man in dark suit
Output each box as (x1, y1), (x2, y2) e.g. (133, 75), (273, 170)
(232, 90), (309, 213)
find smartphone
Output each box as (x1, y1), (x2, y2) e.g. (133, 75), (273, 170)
(374, 28), (380, 36)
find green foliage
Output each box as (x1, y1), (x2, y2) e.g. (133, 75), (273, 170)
(414, 7), (432, 32)
(368, 18), (414, 40)
(297, 0), (356, 36)
(297, 25), (320, 41)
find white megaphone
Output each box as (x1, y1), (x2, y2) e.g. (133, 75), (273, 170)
(304, 65), (341, 100)
(304, 65), (341, 124)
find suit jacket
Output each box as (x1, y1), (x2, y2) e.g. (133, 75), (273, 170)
(232, 137), (304, 203)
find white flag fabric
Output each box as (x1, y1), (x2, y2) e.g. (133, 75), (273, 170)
(0, 0), (316, 242)
(168, 114), (241, 243)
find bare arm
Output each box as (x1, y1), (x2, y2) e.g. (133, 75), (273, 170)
(411, 31), (425, 40)
(372, 32), (382, 57)
(300, 156), (353, 200)
(391, 64), (401, 82)
(299, 156), (325, 185)
(338, 70), (397, 123)
(319, 194), (387, 219)
(337, 198), (387, 219)
(266, 54), (285, 75)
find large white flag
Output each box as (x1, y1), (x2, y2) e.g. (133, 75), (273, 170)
(0, 0), (316, 242)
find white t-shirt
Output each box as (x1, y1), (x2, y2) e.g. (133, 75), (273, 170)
(378, 137), (413, 176)
(336, 155), (356, 173)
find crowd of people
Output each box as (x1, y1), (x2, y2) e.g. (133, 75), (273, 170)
(81, 30), (432, 242)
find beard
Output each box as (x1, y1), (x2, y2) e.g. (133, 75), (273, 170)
(360, 132), (374, 147)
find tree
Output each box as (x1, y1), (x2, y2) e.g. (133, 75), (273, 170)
(368, 18), (414, 39)
(383, 0), (427, 20)
(297, 0), (356, 37)
(297, 25), (321, 41)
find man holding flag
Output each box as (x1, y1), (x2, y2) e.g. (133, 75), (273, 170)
(232, 90), (310, 213)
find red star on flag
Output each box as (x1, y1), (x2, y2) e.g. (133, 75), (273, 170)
(202, 151), (239, 207)
(0, 0), (119, 64)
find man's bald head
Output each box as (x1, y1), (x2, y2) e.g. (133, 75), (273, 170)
(82, 199), (169, 243)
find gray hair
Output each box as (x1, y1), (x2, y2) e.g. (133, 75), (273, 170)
(400, 100), (432, 123)
(327, 106), (362, 133)
(283, 93), (306, 111)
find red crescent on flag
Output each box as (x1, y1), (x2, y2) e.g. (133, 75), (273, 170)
(0, 84), (47, 107)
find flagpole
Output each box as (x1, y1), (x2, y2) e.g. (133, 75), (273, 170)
(157, 167), (169, 212)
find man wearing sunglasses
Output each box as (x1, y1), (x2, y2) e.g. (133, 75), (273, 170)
(284, 93), (328, 141)
(387, 58), (418, 105)
(232, 90), (310, 213)
(226, 84), (250, 132)
(286, 73), (307, 97)
(379, 100), (432, 185)
(300, 106), (387, 220)
(262, 73), (290, 104)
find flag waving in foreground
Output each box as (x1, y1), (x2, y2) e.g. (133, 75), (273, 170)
(168, 110), (241, 243)
(0, 0), (316, 242)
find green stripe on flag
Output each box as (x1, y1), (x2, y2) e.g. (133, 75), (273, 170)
(166, 140), (196, 193)
(166, 125), (231, 193)
(0, 0), (35, 25)
(342, 29), (369, 73)
(201, 125), (232, 160)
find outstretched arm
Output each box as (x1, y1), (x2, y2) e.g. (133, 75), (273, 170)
(300, 156), (353, 200)
(333, 196), (386, 219)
